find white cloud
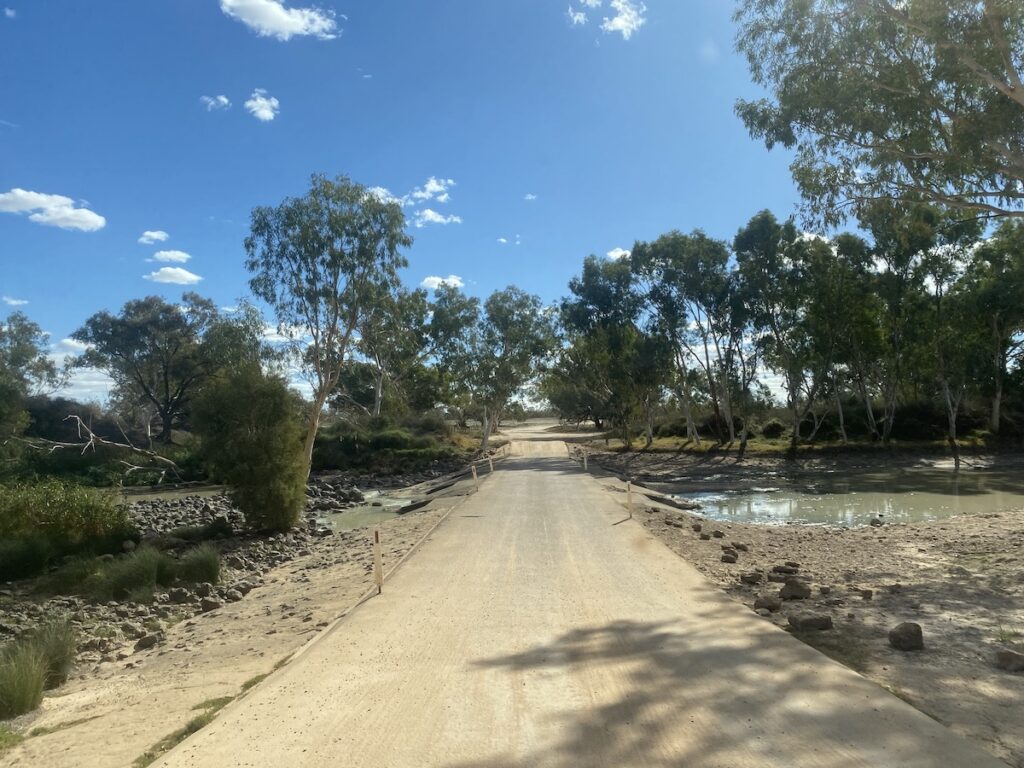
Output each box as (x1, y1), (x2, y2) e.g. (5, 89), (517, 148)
(567, 6), (587, 25)
(420, 275), (464, 290)
(413, 209), (462, 228)
(497, 237), (508, 244)
(0, 188), (106, 232)
(143, 267), (203, 285)
(524, 192), (537, 201)
(219, 0), (338, 41)
(601, 0), (646, 39)
(150, 249), (192, 263)
(582, 0), (602, 6)
(138, 229), (169, 244)
(2, 295), (28, 306)
(200, 94), (232, 111)
(606, 247), (631, 259)
(55, 337), (90, 354)
(368, 186), (400, 205)
(407, 177), (455, 205)
(3, 8), (14, 18)
(699, 39), (720, 62)
(244, 89), (280, 121)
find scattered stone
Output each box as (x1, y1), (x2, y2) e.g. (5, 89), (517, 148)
(732, 542), (749, 552)
(767, 574), (788, 583)
(699, 533), (711, 541)
(819, 586), (832, 595)
(772, 565), (799, 575)
(784, 561), (800, 569)
(888, 622), (924, 651)
(167, 587), (192, 605)
(993, 649), (1024, 673)
(779, 579), (812, 600)
(755, 608), (772, 617)
(860, 589), (874, 601)
(711, 530), (725, 539)
(754, 595), (782, 612)
(199, 598), (223, 613)
(134, 633), (163, 652)
(869, 517), (884, 527)
(739, 572), (763, 585)
(721, 553), (738, 564)
(789, 613), (833, 631)
(225, 589), (244, 602)
(122, 540), (137, 553)
(691, 523), (702, 532)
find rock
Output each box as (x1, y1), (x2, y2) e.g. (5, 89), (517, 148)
(732, 542), (749, 552)
(754, 595), (782, 612)
(194, 582), (215, 598)
(225, 589), (244, 602)
(784, 561), (800, 569)
(721, 553), (738, 564)
(122, 540), (137, 553)
(993, 649), (1024, 672)
(819, 586), (832, 595)
(134, 633), (163, 652)
(860, 589), (874, 601)
(869, 517), (884, 527)
(739, 572), (763, 585)
(767, 574), (788, 583)
(772, 565), (799, 575)
(199, 598), (223, 613)
(755, 608), (772, 617)
(711, 530), (725, 539)
(167, 587), (192, 604)
(691, 523), (702, 532)
(888, 622), (924, 651)
(699, 533), (711, 541)
(779, 579), (812, 600)
(789, 613), (833, 631)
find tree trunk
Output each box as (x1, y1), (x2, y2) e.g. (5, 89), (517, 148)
(990, 384), (1002, 435)
(302, 390), (330, 478)
(856, 378), (879, 440)
(942, 380), (962, 472)
(677, 386), (700, 445)
(158, 410), (174, 443)
(835, 390), (848, 444)
(480, 405), (490, 453)
(372, 370), (385, 417)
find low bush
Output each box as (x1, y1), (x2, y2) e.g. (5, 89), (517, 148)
(0, 481), (135, 581)
(760, 418), (787, 439)
(40, 545), (219, 602)
(0, 620), (76, 719)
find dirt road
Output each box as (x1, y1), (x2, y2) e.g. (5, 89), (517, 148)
(157, 427), (1007, 768)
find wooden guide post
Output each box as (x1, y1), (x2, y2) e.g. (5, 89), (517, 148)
(471, 463), (479, 489)
(488, 456), (494, 473)
(373, 529), (383, 594)
(627, 481), (633, 518)
(583, 449), (588, 471)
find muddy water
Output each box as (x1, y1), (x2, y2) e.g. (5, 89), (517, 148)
(672, 467), (1024, 526)
(321, 491), (415, 532)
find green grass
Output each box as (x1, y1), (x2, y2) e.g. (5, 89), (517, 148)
(0, 724), (24, 755)
(133, 695), (234, 767)
(38, 545), (220, 603)
(995, 624), (1023, 647)
(0, 620), (78, 719)
(239, 673), (269, 692)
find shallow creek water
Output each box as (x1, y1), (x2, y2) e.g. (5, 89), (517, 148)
(670, 466), (1024, 526)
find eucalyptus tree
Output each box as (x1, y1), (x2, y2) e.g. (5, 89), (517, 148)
(0, 311), (61, 440)
(73, 293), (238, 443)
(244, 174), (411, 473)
(735, 0), (1024, 224)
(969, 219), (1024, 433)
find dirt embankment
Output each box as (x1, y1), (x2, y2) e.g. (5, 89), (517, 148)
(606, 450), (1024, 767)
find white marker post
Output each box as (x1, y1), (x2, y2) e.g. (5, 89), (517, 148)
(583, 449), (588, 471)
(488, 456), (494, 473)
(471, 463), (479, 490)
(373, 529), (383, 595)
(627, 481), (633, 519)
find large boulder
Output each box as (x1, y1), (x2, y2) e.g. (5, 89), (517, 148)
(779, 579), (812, 600)
(993, 648), (1024, 672)
(788, 613), (833, 632)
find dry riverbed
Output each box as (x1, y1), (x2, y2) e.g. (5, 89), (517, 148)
(1, 477), (473, 768)
(598, 451), (1024, 767)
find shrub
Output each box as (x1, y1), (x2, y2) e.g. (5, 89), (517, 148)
(192, 366), (307, 532)
(25, 620), (76, 689)
(760, 418), (787, 439)
(0, 643), (46, 719)
(400, 411), (450, 437)
(175, 544), (220, 584)
(0, 481), (135, 581)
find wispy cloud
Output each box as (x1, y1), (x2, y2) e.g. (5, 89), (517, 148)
(219, 0), (338, 41)
(143, 267), (203, 285)
(414, 209), (462, 228)
(420, 275), (464, 290)
(150, 250), (192, 263)
(408, 177), (455, 205)
(200, 94), (232, 111)
(699, 39), (720, 62)
(138, 229), (169, 245)
(0, 188), (106, 231)
(245, 89), (280, 121)
(497, 237), (509, 244)
(2, 295), (28, 306)
(3, 8), (14, 19)
(606, 247), (631, 259)
(601, 0), (646, 40)
(567, 6), (587, 26)
(524, 192), (537, 201)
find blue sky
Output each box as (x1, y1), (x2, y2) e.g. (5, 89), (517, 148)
(0, 0), (799, 399)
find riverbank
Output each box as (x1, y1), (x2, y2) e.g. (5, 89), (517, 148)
(614, 451), (1024, 766)
(1, 476), (475, 768)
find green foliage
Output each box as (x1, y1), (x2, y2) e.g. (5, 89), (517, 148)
(193, 366), (307, 532)
(760, 418), (787, 439)
(0, 620), (76, 719)
(311, 419), (459, 473)
(735, 0), (1024, 224)
(40, 545), (219, 602)
(0, 481), (135, 580)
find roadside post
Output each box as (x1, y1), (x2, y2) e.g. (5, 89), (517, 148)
(471, 463), (479, 489)
(627, 480), (633, 519)
(583, 448), (588, 471)
(373, 529), (384, 594)
(488, 456), (494, 473)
